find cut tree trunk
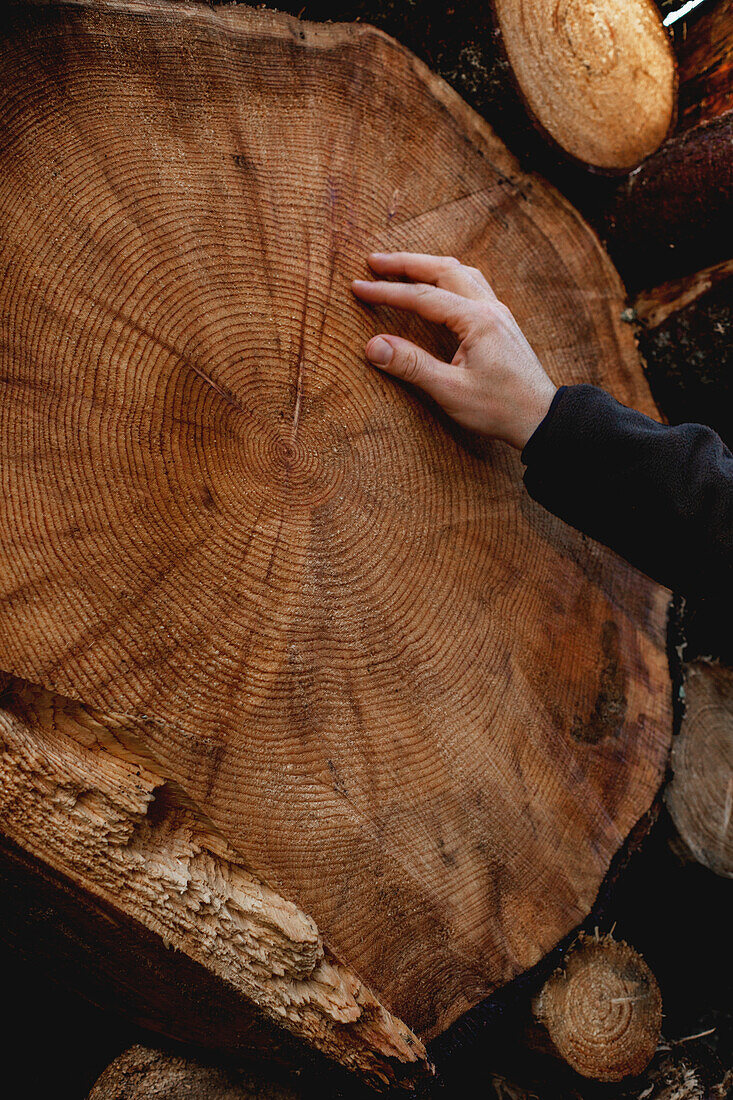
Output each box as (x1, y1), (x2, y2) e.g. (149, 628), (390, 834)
(606, 0), (733, 290)
(532, 934), (663, 1082)
(278, 0), (676, 173)
(486, 0), (676, 171)
(0, 0), (672, 1051)
(666, 661), (733, 877)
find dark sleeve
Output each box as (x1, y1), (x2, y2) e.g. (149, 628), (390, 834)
(520, 384), (733, 601)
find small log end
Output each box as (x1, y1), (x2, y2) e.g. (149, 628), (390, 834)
(532, 933), (662, 1082)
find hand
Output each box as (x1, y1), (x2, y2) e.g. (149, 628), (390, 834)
(351, 252), (557, 450)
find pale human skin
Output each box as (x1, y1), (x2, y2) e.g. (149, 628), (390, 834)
(351, 252), (557, 450)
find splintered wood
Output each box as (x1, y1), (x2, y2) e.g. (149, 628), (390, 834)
(0, 0), (671, 1040)
(0, 677), (428, 1083)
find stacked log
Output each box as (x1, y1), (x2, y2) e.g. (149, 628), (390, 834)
(666, 661), (733, 878)
(607, 0), (733, 289)
(8, 0), (732, 1094)
(0, 1), (674, 1080)
(282, 0), (676, 173)
(532, 934), (663, 1082)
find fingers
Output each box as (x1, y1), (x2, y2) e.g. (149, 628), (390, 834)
(352, 278), (474, 338)
(367, 252), (497, 301)
(365, 334), (459, 406)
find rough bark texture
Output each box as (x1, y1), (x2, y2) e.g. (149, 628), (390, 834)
(606, 0), (733, 290)
(532, 934), (663, 1082)
(676, 0), (733, 129)
(0, 675), (428, 1088)
(0, 0), (672, 1041)
(666, 661), (733, 878)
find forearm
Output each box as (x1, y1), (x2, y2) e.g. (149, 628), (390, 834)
(521, 385), (733, 600)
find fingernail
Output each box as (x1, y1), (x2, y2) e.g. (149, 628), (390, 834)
(367, 337), (393, 366)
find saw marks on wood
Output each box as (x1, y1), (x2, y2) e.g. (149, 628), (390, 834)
(492, 0), (676, 169)
(533, 933), (662, 1081)
(0, 0), (671, 1036)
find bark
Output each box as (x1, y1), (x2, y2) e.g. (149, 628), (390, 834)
(676, 0), (733, 129)
(0, 0), (672, 1044)
(666, 661), (733, 878)
(606, 0), (733, 290)
(532, 934), (663, 1082)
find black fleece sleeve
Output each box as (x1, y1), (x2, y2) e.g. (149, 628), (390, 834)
(520, 384), (733, 601)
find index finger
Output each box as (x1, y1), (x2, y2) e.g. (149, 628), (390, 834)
(368, 252), (492, 300)
(351, 278), (475, 338)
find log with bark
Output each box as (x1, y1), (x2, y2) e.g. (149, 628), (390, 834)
(0, 0), (672, 1078)
(606, 0), (733, 290)
(280, 0), (676, 174)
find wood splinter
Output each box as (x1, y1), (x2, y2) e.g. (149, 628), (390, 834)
(532, 933), (663, 1082)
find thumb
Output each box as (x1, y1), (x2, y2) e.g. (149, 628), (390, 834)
(365, 335), (447, 396)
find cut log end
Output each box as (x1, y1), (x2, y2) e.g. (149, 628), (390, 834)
(532, 933), (662, 1082)
(666, 661), (733, 878)
(493, 0), (676, 170)
(0, 0), (672, 1045)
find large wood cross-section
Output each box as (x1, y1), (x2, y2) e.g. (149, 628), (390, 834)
(0, 0), (671, 1039)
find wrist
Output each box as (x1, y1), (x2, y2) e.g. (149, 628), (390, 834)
(508, 381), (557, 450)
